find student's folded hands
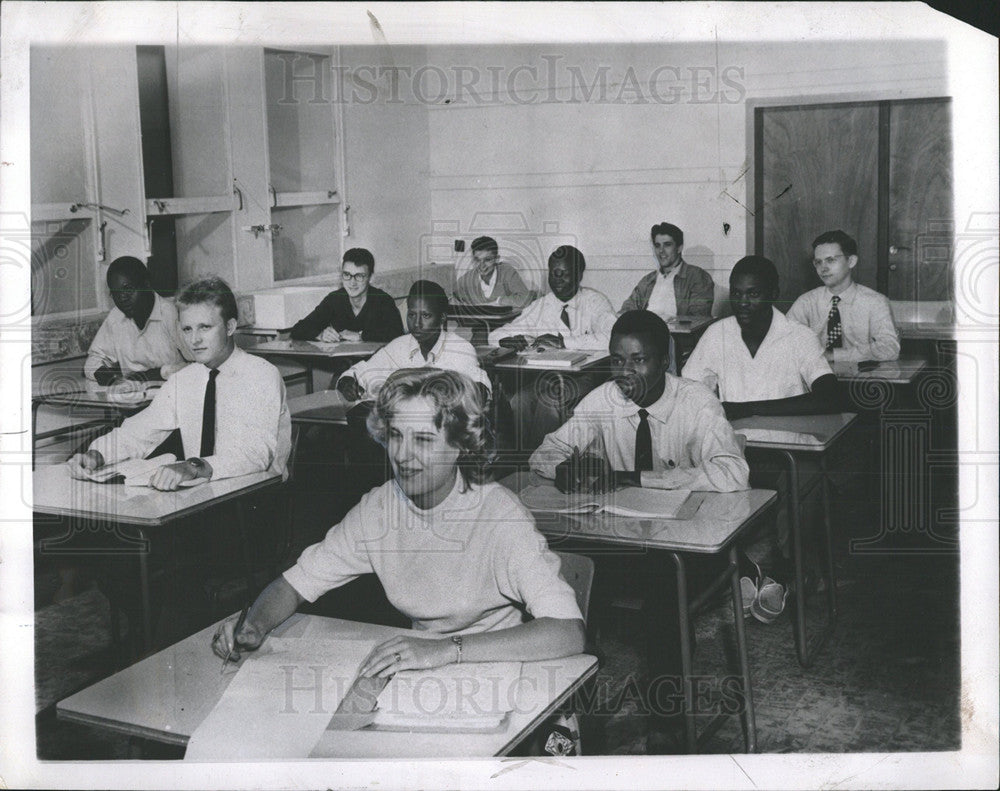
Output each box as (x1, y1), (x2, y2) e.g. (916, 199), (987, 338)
(359, 634), (456, 678)
(533, 333), (565, 350)
(555, 452), (615, 494)
(498, 335), (530, 352)
(149, 460), (200, 490)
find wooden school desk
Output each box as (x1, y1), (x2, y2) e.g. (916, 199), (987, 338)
(56, 613), (599, 759)
(730, 412), (858, 668)
(502, 471), (778, 753)
(448, 304), (523, 346)
(666, 315), (715, 372)
(32, 366), (155, 467)
(247, 339), (385, 394)
(33, 464), (282, 653)
(831, 356), (929, 385)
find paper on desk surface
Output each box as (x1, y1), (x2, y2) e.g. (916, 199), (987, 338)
(374, 661), (522, 727)
(184, 637), (375, 761)
(519, 483), (695, 519)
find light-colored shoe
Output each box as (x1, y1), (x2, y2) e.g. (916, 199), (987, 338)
(739, 576), (758, 618)
(751, 577), (789, 624)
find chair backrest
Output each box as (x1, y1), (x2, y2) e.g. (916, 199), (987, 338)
(554, 551), (595, 625)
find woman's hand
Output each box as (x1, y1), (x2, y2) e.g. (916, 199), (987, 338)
(359, 635), (456, 678)
(211, 613), (265, 663)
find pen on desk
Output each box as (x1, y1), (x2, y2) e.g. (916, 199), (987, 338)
(220, 604), (250, 673)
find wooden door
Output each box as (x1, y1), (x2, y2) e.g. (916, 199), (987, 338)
(887, 100), (953, 300)
(757, 103), (880, 308)
(756, 98), (953, 306)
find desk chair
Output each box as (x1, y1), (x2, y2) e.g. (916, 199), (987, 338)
(528, 551), (596, 757)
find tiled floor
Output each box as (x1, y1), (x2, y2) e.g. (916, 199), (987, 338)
(34, 452), (961, 758)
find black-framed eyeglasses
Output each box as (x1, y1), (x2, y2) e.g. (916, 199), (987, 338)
(342, 271), (370, 283)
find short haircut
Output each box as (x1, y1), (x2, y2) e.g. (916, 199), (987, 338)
(470, 236), (499, 255)
(408, 279), (449, 315)
(650, 222), (684, 246)
(368, 367), (491, 486)
(548, 245), (586, 276)
(176, 276), (239, 323)
(343, 247), (375, 273)
(611, 310), (672, 361)
(812, 229), (858, 258)
(730, 255), (779, 294)
(106, 256), (150, 286)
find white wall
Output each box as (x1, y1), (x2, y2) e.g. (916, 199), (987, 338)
(419, 40), (948, 310)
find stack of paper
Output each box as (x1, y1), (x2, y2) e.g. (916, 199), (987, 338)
(519, 483), (699, 519)
(373, 661), (523, 732)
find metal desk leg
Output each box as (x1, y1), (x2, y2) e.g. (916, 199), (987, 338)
(305, 361), (314, 394)
(669, 553), (697, 753)
(780, 449), (836, 668)
(820, 455), (839, 624)
(137, 527), (153, 654)
(32, 400), (40, 469)
(728, 545), (757, 752)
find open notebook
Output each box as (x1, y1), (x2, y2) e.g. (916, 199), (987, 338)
(517, 347), (589, 367)
(72, 454), (203, 487)
(519, 483), (702, 520)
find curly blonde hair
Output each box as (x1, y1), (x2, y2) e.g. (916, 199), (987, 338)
(367, 368), (493, 485)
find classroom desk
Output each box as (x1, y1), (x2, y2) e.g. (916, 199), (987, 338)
(56, 613), (598, 759)
(484, 348), (610, 374)
(448, 304), (522, 345)
(503, 471), (778, 753)
(667, 315), (715, 372)
(32, 370), (155, 467)
(832, 356), (929, 385)
(730, 412), (857, 668)
(33, 464), (282, 652)
(247, 339), (385, 394)
(288, 389), (356, 427)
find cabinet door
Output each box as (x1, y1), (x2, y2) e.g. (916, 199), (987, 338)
(757, 103), (880, 307)
(887, 99), (953, 301)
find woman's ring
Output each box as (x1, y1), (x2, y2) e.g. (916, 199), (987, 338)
(393, 652), (402, 664)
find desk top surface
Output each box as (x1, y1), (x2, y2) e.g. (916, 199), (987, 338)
(247, 339), (385, 359)
(666, 315), (714, 335)
(832, 356), (928, 384)
(33, 464), (281, 526)
(288, 389), (356, 425)
(502, 472), (777, 554)
(32, 370), (156, 409)
(57, 613), (598, 758)
(486, 348), (610, 373)
(732, 412), (858, 451)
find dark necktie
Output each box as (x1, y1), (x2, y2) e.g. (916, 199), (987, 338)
(199, 368), (220, 457)
(634, 408), (653, 472)
(826, 295), (843, 351)
(560, 304), (571, 329)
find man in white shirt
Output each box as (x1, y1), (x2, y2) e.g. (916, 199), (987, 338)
(337, 280), (491, 401)
(69, 276), (291, 490)
(84, 256), (192, 384)
(786, 229), (900, 363)
(488, 246), (617, 449)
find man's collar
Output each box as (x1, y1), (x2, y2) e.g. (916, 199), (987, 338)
(823, 280), (857, 302)
(658, 258), (686, 278)
(611, 374), (676, 418)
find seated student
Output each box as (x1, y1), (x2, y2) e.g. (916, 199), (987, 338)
(453, 235), (533, 309)
(530, 309), (748, 493)
(68, 276), (292, 490)
(529, 310), (747, 754)
(682, 255), (839, 623)
(212, 368), (585, 675)
(336, 280), (491, 402)
(787, 229), (900, 362)
(84, 256), (192, 384)
(288, 248), (404, 343)
(619, 222), (715, 319)
(488, 245), (617, 448)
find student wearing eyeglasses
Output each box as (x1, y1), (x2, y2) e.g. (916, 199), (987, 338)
(786, 230), (900, 362)
(289, 248), (404, 343)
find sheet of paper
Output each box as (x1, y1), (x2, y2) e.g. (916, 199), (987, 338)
(518, 484), (600, 514)
(603, 487), (695, 519)
(373, 661), (522, 729)
(184, 637), (375, 761)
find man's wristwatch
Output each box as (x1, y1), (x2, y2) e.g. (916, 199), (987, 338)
(186, 457), (208, 476)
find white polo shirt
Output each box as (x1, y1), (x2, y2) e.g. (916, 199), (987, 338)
(682, 308), (833, 402)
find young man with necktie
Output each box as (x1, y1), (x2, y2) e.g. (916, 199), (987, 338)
(528, 309), (748, 754)
(786, 229), (900, 363)
(488, 245), (617, 448)
(68, 276), (292, 490)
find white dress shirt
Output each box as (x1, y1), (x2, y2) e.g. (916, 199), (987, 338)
(682, 308), (833, 402)
(479, 268), (498, 300)
(488, 288), (617, 351)
(645, 265), (680, 320)
(529, 378), (749, 492)
(90, 346), (291, 481)
(340, 330), (491, 395)
(786, 282), (900, 362)
(84, 293), (193, 380)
